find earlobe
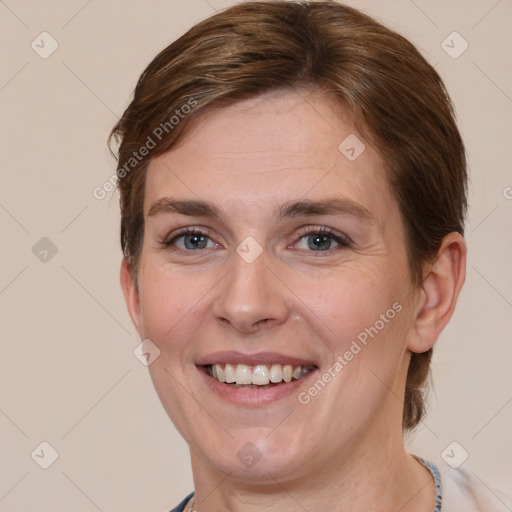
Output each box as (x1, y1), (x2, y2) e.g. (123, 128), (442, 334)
(120, 258), (142, 336)
(407, 232), (467, 354)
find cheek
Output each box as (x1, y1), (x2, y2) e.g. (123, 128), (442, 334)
(287, 264), (403, 348)
(287, 268), (411, 404)
(137, 259), (203, 350)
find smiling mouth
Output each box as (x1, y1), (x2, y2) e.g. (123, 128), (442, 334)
(203, 363), (317, 388)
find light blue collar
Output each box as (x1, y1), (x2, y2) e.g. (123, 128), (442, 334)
(414, 455), (443, 512)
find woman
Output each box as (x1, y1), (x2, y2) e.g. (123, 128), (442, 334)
(110, 1), (511, 510)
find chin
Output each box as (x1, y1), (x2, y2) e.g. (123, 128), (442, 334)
(197, 432), (313, 483)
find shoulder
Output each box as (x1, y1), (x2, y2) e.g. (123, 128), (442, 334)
(440, 465), (512, 511)
(169, 492), (194, 512)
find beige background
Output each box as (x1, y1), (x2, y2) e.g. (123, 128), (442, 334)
(1, 0), (511, 510)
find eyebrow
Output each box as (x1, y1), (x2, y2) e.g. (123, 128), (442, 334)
(147, 197), (373, 223)
(278, 197), (373, 223)
(148, 198), (223, 218)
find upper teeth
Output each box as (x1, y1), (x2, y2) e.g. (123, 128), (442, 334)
(210, 363), (313, 385)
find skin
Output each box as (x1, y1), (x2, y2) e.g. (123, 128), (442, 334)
(121, 88), (466, 512)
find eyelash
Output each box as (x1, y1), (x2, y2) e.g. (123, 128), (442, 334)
(161, 226), (352, 252)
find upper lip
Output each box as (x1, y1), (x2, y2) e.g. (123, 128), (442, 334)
(196, 351), (318, 367)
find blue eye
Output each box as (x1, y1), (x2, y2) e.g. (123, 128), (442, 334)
(295, 229), (351, 252)
(181, 233), (210, 250)
(306, 233), (334, 251)
(163, 229), (218, 250)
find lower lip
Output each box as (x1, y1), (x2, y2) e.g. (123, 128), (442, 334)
(197, 366), (318, 406)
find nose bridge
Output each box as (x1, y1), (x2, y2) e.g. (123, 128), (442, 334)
(212, 245), (288, 332)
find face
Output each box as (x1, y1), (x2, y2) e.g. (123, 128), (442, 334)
(123, 89), (423, 483)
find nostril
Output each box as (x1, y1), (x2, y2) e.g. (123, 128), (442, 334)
(215, 315), (273, 333)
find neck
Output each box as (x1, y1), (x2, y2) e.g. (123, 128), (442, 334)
(188, 430), (435, 512)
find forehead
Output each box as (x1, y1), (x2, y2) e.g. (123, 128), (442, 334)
(144, 89), (394, 224)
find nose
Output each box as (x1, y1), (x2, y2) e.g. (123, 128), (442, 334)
(212, 248), (290, 334)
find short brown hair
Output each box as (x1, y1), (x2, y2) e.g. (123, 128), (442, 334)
(109, 0), (467, 430)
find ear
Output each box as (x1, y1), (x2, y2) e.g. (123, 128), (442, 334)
(120, 257), (142, 336)
(407, 232), (467, 354)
